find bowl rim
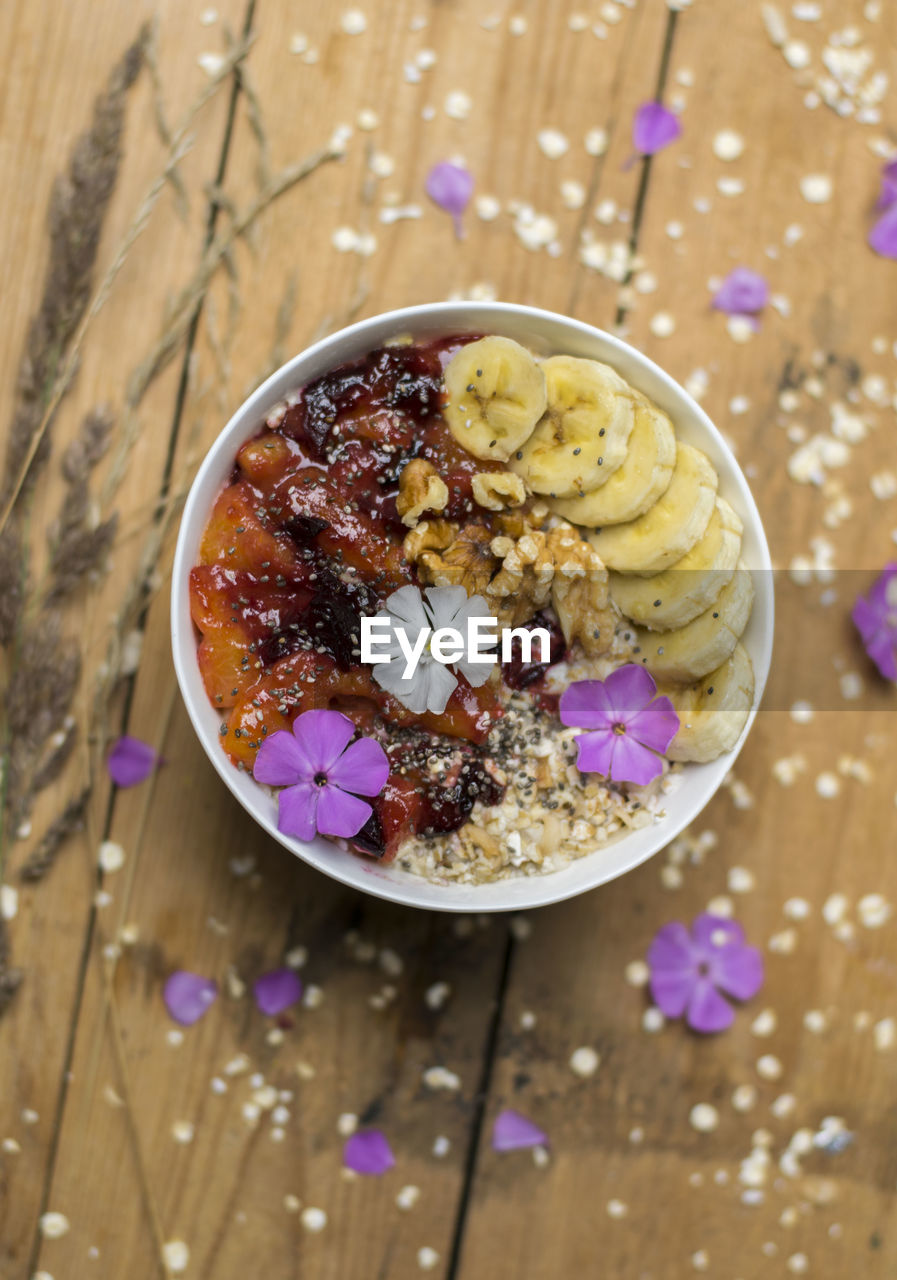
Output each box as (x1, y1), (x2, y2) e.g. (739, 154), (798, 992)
(171, 301), (774, 912)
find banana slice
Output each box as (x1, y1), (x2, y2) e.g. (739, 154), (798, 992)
(665, 643), (755, 763)
(609, 497), (743, 630)
(547, 396), (676, 527)
(631, 564), (754, 684)
(443, 336), (547, 462)
(587, 442), (718, 575)
(508, 355), (635, 498)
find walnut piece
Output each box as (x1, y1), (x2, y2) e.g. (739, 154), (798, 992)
(485, 529), (556, 627)
(403, 518), (458, 565)
(416, 523), (498, 596)
(546, 524), (615, 656)
(396, 458), (449, 527)
(471, 471), (527, 511)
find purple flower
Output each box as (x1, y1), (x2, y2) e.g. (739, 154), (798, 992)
(712, 267), (769, 316)
(492, 1108), (548, 1152)
(107, 735), (159, 787)
(876, 159), (897, 211)
(343, 1129), (395, 1175)
(632, 101), (682, 156)
(425, 161), (474, 238)
(869, 202), (897, 260)
(163, 971), (217, 1026)
(253, 967), (303, 1016)
(253, 709), (389, 842)
(852, 563), (897, 681)
(648, 913), (764, 1033)
(559, 665), (679, 786)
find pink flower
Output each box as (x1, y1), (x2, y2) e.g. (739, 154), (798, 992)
(852, 563), (897, 681)
(492, 1109), (548, 1151)
(559, 665), (679, 786)
(869, 159), (897, 260)
(425, 162), (474, 238)
(107, 735), (159, 787)
(712, 267), (769, 316)
(163, 971), (217, 1026)
(253, 709), (389, 841)
(344, 1129), (395, 1175)
(253, 968), (303, 1016)
(632, 101), (682, 156)
(648, 914), (764, 1033)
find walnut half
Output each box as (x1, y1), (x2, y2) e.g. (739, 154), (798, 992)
(547, 524), (615, 656)
(396, 458), (449, 528)
(471, 471), (527, 511)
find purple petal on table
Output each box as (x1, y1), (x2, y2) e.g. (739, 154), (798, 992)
(315, 784), (372, 839)
(608, 732), (663, 786)
(573, 727), (616, 778)
(711, 943), (765, 1002)
(559, 679), (615, 730)
(425, 161), (474, 237)
(327, 736), (390, 797)
(687, 977), (735, 1033)
(627, 695), (680, 753)
(343, 1129), (396, 1176)
(852, 565), (897, 680)
(712, 267), (769, 315)
(492, 1108), (548, 1152)
(650, 967), (696, 1019)
(869, 201), (897, 259)
(648, 921), (696, 973)
(163, 971), (217, 1026)
(877, 159), (897, 210)
(866, 632), (897, 681)
(253, 729), (310, 787)
(253, 967), (303, 1016)
(691, 913), (745, 953)
(602, 664), (658, 719)
(277, 780), (320, 842)
(107, 735), (159, 787)
(291, 709), (356, 777)
(632, 101), (682, 156)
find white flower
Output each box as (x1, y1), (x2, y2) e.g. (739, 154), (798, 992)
(369, 585), (494, 715)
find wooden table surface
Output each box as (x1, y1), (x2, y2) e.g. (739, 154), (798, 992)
(2, 2), (896, 1277)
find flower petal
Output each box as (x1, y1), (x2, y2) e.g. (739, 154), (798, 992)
(344, 1129), (396, 1175)
(607, 732), (664, 786)
(573, 727), (616, 776)
(869, 201), (897, 260)
(559, 680), (615, 730)
(385, 583), (429, 630)
(632, 101), (682, 155)
(686, 977), (735, 1033)
(602, 664), (658, 720)
(163, 971), (217, 1026)
(626, 696), (680, 753)
(253, 729), (311, 787)
(107, 736), (159, 787)
(277, 780), (320, 842)
(691, 913), (745, 953)
(650, 968), (695, 1019)
(711, 267), (769, 315)
(425, 161), (474, 238)
(327, 736), (390, 797)
(291, 709), (355, 775)
(878, 159), (897, 211)
(253, 967), (303, 1015)
(491, 1108), (548, 1151)
(648, 921), (698, 973)
(423, 584), (470, 628)
(422, 660), (458, 714)
(372, 657), (429, 712)
(711, 943), (764, 1002)
(315, 784), (373, 839)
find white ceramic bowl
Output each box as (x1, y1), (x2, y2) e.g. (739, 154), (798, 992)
(172, 302), (773, 912)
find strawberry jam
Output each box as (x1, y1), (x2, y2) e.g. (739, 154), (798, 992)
(191, 337), (545, 861)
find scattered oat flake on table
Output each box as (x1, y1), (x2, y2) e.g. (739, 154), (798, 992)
(301, 1207), (327, 1232)
(162, 1241), (190, 1273)
(417, 1248), (440, 1272)
(39, 1212), (70, 1239)
(537, 128), (569, 159)
(253, 967), (303, 1015)
(340, 8), (367, 34)
(800, 172), (833, 203)
(163, 972), (218, 1026)
(444, 90), (472, 120)
(425, 162), (474, 238)
(97, 840), (125, 873)
(712, 129), (744, 161)
(632, 101), (682, 156)
(492, 1108), (548, 1151)
(648, 913), (763, 1033)
(106, 735), (159, 787)
(344, 1128), (395, 1175)
(198, 51), (225, 76)
(0, 884), (18, 920)
(689, 1102), (719, 1132)
(569, 1046), (600, 1077)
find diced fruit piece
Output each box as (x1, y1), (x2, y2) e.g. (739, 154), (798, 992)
(237, 432), (304, 485)
(197, 626), (260, 708)
(199, 481), (300, 576)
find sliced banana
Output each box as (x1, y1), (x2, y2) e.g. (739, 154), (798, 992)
(443, 336), (547, 462)
(631, 564), (754, 684)
(587, 442), (718, 575)
(664, 643), (755, 763)
(609, 497), (743, 630)
(547, 396), (676, 527)
(508, 355), (635, 498)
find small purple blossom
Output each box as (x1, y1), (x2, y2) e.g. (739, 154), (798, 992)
(852, 563), (897, 681)
(107, 735), (159, 787)
(343, 1129), (395, 1175)
(492, 1108), (548, 1152)
(559, 665), (679, 786)
(632, 101), (682, 156)
(869, 202), (897, 260)
(648, 914), (764, 1033)
(426, 161), (474, 238)
(253, 709), (389, 842)
(163, 971), (218, 1026)
(712, 267), (769, 316)
(876, 159), (897, 211)
(253, 967), (303, 1016)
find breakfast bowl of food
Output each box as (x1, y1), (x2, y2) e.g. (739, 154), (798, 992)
(171, 302), (774, 912)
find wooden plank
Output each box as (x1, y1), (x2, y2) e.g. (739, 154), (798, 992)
(458, 2), (897, 1277)
(32, 2), (675, 1277)
(0, 1), (249, 1272)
